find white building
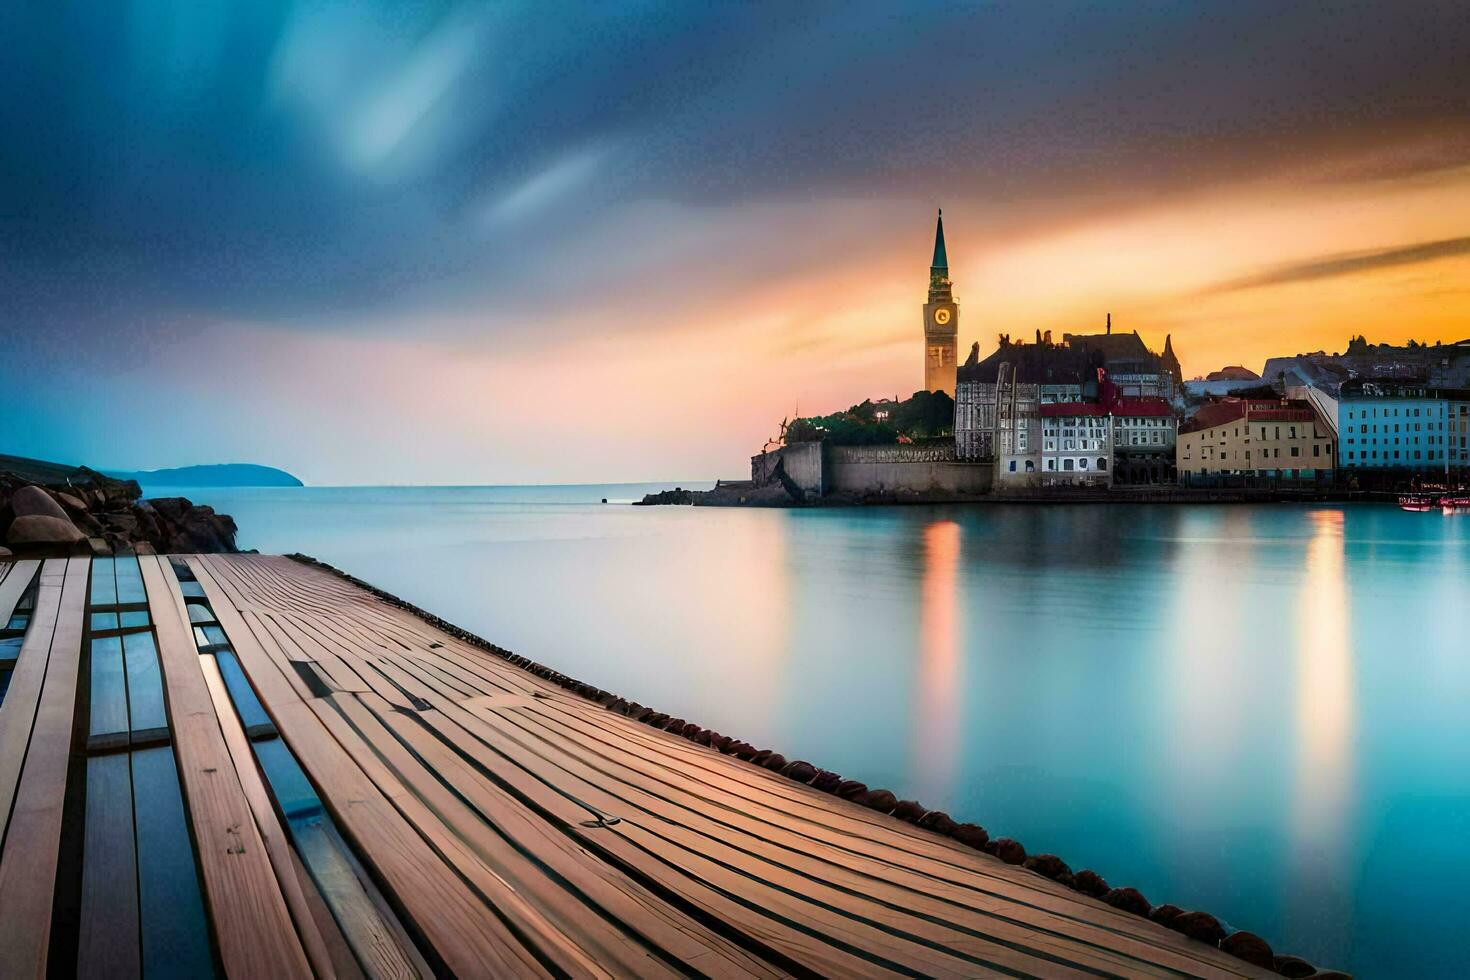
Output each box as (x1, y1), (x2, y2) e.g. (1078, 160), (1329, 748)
(1040, 403), (1112, 486)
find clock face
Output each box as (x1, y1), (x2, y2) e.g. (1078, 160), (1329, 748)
(933, 308), (952, 325)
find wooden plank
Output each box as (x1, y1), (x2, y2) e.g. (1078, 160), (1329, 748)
(198, 652), (347, 980)
(533, 697), (1223, 968)
(188, 555), (554, 979)
(489, 700), (1192, 978)
(0, 558), (66, 846)
(322, 691), (722, 978)
(0, 559), (39, 624)
(77, 754), (141, 979)
(0, 557), (88, 976)
(138, 554), (313, 979)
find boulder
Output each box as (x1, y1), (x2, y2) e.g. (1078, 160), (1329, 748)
(53, 491), (87, 511)
(761, 752), (787, 771)
(1172, 911), (1226, 945)
(11, 485), (68, 520)
(809, 770), (842, 793)
(1272, 955), (1316, 979)
(1218, 931), (1273, 969)
(1148, 904), (1184, 929)
(1102, 887), (1151, 917)
(988, 837), (1026, 865)
(1070, 869), (1109, 898)
(8, 514), (85, 547)
(834, 779), (867, 798)
(951, 823), (989, 850)
(857, 789), (897, 812)
(1023, 854), (1072, 880)
(890, 799), (926, 822)
(0, 547), (11, 557)
(917, 810), (958, 836)
(780, 760), (818, 783)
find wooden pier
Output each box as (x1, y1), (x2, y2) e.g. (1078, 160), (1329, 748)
(0, 554), (1272, 978)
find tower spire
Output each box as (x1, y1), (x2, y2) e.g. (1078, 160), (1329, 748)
(931, 208), (948, 272)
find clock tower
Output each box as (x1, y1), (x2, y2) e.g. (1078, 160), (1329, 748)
(922, 209), (958, 396)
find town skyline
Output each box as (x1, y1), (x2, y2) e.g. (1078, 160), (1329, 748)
(4, 3), (1469, 485)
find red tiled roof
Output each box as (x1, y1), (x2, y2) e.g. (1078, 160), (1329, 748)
(1180, 398), (1316, 434)
(1109, 398), (1174, 417)
(1180, 400), (1246, 433)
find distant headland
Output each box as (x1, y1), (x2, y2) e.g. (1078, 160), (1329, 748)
(106, 463), (303, 488)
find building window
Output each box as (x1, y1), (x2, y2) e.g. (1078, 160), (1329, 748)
(1025, 460), (1035, 472)
(1097, 458), (1108, 471)
(1290, 446), (1300, 457)
(1008, 460), (1016, 472)
(1064, 459), (1075, 471)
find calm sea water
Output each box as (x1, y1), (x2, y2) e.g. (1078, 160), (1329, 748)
(152, 484), (1470, 977)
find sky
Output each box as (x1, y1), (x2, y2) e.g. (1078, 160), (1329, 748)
(3, 2), (1469, 485)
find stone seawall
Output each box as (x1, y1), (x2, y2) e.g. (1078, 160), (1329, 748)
(749, 442), (992, 502)
(828, 444), (992, 496)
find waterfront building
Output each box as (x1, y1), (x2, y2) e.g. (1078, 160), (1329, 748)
(954, 337), (1097, 486)
(955, 337), (1176, 487)
(1110, 396), (1177, 484)
(1336, 379), (1470, 472)
(922, 211), (959, 396)
(1176, 397), (1335, 482)
(1062, 316), (1183, 401)
(1040, 403), (1112, 486)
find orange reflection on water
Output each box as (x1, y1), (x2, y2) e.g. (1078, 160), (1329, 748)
(1292, 510), (1353, 882)
(913, 519), (961, 801)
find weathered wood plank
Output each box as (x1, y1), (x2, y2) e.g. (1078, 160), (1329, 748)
(188, 555), (554, 979)
(138, 554), (313, 979)
(0, 559), (67, 846)
(0, 559), (40, 624)
(198, 652), (345, 980)
(0, 557), (88, 976)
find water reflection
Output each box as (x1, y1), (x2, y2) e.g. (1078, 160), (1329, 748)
(913, 520), (961, 802)
(1290, 509), (1354, 943)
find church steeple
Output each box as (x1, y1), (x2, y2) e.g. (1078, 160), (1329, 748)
(931, 209), (948, 273)
(928, 208), (952, 303)
(922, 208), (958, 395)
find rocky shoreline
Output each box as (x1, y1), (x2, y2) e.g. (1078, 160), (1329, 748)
(0, 462), (239, 557)
(289, 551), (1346, 979)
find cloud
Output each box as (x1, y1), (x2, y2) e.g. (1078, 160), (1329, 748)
(480, 145), (610, 229)
(1199, 236), (1470, 295)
